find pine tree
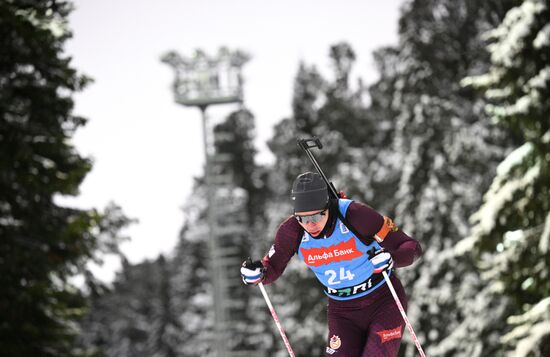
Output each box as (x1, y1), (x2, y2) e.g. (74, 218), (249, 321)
(170, 224), (211, 357)
(321, 42), (370, 148)
(339, 46), (402, 213)
(354, 2), (519, 355)
(211, 108), (270, 354)
(453, 1), (550, 355)
(0, 2), (129, 355)
(148, 255), (179, 357)
(267, 62), (326, 195)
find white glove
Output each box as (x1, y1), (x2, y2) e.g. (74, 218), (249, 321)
(370, 249), (394, 274)
(240, 258), (265, 285)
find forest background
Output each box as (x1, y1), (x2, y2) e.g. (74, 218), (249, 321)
(1, 0), (549, 356)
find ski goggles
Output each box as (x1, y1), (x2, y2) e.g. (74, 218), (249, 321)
(294, 209), (327, 224)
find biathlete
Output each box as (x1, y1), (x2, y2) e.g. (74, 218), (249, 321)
(241, 172), (422, 356)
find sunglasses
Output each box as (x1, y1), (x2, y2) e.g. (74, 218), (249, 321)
(294, 210), (327, 224)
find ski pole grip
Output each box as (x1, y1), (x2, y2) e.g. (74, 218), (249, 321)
(298, 137), (323, 150)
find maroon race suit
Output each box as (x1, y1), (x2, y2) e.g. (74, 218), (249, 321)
(261, 200), (422, 356)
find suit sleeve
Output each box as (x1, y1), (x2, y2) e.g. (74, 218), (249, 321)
(346, 202), (422, 268)
(261, 217), (303, 284)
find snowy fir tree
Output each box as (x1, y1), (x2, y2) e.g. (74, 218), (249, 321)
(210, 109), (273, 354)
(171, 202), (216, 357)
(79, 254), (184, 356)
(0, 2), (131, 355)
(350, 1), (521, 356)
(452, 0), (550, 355)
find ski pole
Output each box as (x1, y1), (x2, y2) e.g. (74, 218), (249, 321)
(258, 282), (295, 357)
(382, 271), (426, 357)
(297, 136), (427, 356)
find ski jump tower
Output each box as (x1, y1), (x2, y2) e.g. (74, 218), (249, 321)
(162, 48), (253, 357)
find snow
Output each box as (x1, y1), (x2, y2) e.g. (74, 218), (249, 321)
(503, 229), (524, 245)
(526, 66), (550, 90)
(496, 142), (533, 176)
(489, 0), (545, 67)
(533, 23), (550, 48)
(464, 148), (540, 246)
(15, 8), (68, 38)
(513, 322), (550, 357)
(501, 297), (550, 357)
(540, 212), (550, 253)
(520, 277), (534, 290)
(461, 72), (496, 89)
(508, 297), (550, 325)
(485, 82), (511, 100)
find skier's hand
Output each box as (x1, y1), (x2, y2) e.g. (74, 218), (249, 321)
(240, 258), (265, 285)
(369, 249), (393, 274)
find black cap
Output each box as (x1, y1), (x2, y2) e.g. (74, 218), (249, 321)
(291, 172), (329, 213)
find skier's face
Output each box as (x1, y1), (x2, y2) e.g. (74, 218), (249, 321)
(294, 209), (329, 236)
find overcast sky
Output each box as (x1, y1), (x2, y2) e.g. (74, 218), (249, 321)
(62, 0), (404, 281)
